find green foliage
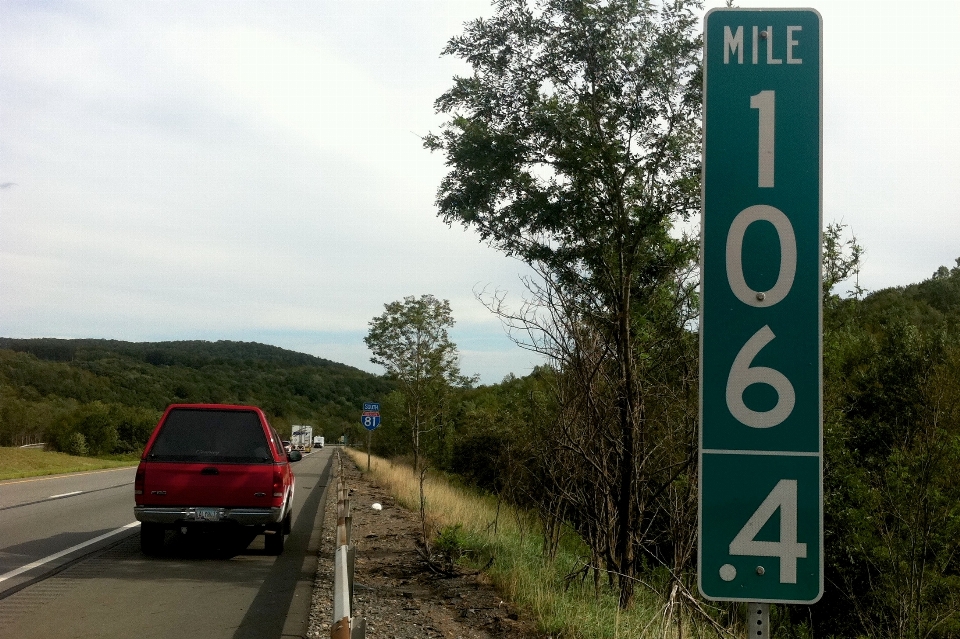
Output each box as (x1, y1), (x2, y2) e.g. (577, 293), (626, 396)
(0, 338), (394, 455)
(364, 295), (472, 390)
(52, 402), (119, 456)
(425, 0), (703, 269)
(450, 432), (505, 494)
(813, 260), (960, 639)
(432, 523), (487, 573)
(112, 404), (162, 453)
(44, 401), (162, 456)
(433, 524), (467, 559)
(445, 368), (556, 496)
(822, 221), (864, 299)
(364, 295), (474, 472)
(65, 432), (88, 456)
(370, 390), (411, 458)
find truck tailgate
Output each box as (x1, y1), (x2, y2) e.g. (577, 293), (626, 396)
(139, 461), (278, 508)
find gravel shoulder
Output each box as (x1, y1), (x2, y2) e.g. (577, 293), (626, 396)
(307, 455), (540, 639)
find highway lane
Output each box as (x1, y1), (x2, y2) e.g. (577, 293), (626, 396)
(0, 467), (139, 593)
(0, 448), (333, 638)
(0, 465), (136, 511)
(0, 466), (137, 510)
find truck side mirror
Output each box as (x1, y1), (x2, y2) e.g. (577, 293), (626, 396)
(287, 451), (303, 462)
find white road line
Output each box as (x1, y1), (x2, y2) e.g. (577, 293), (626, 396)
(0, 522), (140, 584)
(48, 491), (83, 500)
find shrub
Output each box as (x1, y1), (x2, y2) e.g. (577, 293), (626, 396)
(66, 432), (88, 456)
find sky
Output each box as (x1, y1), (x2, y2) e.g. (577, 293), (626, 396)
(0, 1), (958, 386)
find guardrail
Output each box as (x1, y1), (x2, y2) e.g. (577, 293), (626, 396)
(331, 451), (365, 639)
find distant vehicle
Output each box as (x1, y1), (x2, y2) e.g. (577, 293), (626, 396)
(313, 435), (324, 449)
(290, 424), (313, 452)
(134, 404), (301, 555)
(282, 440), (292, 453)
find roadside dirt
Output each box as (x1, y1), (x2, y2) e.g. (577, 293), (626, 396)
(307, 456), (541, 639)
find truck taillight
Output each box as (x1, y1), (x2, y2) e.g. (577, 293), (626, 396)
(135, 467), (145, 496)
(273, 469), (283, 498)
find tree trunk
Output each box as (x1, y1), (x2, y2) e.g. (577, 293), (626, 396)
(615, 275), (638, 609)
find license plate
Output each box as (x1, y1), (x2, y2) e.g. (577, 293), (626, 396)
(195, 508), (220, 522)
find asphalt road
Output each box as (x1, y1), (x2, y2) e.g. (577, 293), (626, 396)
(0, 448), (333, 639)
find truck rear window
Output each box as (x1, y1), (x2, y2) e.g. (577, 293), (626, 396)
(147, 409), (272, 463)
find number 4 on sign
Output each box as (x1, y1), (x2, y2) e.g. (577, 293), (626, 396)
(729, 479), (807, 583)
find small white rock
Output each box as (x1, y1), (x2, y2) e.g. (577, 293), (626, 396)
(371, 502), (383, 511)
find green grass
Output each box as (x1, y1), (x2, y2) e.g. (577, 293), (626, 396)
(0, 447), (140, 481)
(344, 449), (711, 639)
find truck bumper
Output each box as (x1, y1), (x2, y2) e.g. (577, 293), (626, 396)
(134, 506), (284, 526)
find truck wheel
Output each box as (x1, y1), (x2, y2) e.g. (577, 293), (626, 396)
(265, 528), (285, 555)
(282, 511), (292, 535)
(140, 523), (165, 555)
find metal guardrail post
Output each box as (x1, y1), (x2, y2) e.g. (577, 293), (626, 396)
(345, 499), (352, 547)
(331, 449), (365, 639)
(347, 545), (356, 610)
(337, 491), (351, 547)
(332, 545), (352, 639)
(350, 616), (366, 639)
(337, 510), (348, 547)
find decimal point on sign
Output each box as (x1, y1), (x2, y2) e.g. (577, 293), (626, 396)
(720, 564), (737, 581)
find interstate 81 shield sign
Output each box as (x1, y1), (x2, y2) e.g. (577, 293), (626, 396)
(699, 8), (823, 604)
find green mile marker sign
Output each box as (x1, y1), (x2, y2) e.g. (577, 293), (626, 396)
(699, 8), (823, 604)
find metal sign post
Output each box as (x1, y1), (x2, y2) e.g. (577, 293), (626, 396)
(748, 603), (770, 639)
(699, 7), (823, 609)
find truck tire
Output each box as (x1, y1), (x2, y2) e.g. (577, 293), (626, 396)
(140, 523), (165, 555)
(265, 527), (285, 555)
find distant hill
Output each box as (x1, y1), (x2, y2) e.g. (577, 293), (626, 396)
(856, 258), (960, 330)
(0, 338), (393, 451)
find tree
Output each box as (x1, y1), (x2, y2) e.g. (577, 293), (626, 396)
(822, 221), (864, 301)
(365, 295), (473, 549)
(425, 0), (702, 608)
(364, 295), (472, 472)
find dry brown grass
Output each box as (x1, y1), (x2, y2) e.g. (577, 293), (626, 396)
(342, 448), (712, 639)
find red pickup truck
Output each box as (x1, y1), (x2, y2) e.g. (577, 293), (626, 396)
(134, 404), (301, 555)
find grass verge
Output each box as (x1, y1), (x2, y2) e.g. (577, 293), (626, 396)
(0, 447), (139, 481)
(344, 448), (702, 639)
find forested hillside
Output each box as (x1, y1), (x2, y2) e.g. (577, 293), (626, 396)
(0, 338), (393, 454)
(816, 259), (960, 637)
